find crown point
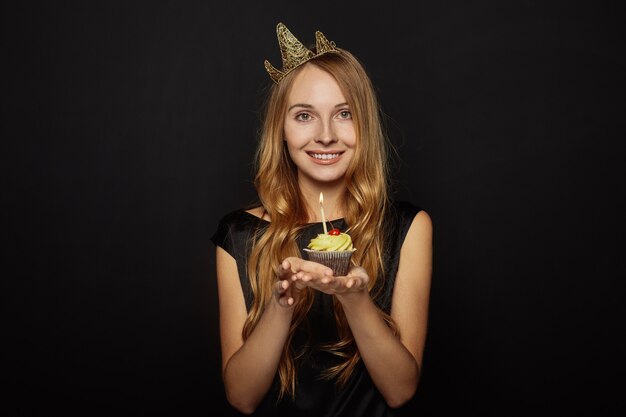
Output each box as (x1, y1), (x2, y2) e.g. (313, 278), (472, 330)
(315, 30), (337, 54)
(264, 60), (283, 84)
(264, 22), (339, 83)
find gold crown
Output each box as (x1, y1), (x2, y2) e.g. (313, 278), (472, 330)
(264, 22), (339, 83)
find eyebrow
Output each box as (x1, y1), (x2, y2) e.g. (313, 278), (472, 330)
(287, 102), (349, 112)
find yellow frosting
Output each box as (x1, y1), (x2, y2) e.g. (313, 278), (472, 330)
(307, 232), (354, 251)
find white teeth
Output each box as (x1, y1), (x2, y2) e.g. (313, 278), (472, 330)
(311, 153), (339, 160)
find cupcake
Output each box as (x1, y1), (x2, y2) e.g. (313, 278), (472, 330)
(303, 227), (356, 276)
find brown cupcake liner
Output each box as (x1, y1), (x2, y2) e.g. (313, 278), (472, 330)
(303, 248), (356, 276)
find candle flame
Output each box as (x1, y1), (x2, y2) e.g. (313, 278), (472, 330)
(319, 192), (324, 205)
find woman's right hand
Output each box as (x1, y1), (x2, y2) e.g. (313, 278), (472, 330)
(274, 259), (303, 307)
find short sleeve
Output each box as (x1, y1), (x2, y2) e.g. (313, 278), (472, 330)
(209, 209), (268, 310)
(374, 200), (424, 312)
(210, 212), (237, 257)
(393, 200), (423, 247)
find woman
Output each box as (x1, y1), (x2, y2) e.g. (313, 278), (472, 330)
(211, 23), (432, 416)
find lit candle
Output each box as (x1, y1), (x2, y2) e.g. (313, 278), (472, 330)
(319, 192), (328, 234)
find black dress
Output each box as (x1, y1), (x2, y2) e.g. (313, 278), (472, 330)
(211, 200), (422, 417)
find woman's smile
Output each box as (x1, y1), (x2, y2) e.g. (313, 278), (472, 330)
(307, 150), (344, 164)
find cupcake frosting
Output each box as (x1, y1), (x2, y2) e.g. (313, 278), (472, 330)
(307, 232), (354, 251)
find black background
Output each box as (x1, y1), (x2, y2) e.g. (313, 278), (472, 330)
(5, 1), (625, 416)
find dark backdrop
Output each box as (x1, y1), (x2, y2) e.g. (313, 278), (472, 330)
(5, 1), (624, 416)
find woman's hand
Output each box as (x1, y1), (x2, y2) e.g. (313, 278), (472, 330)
(274, 258), (306, 307)
(283, 256), (369, 295)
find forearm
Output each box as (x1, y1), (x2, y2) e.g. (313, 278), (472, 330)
(337, 291), (419, 408)
(223, 299), (294, 413)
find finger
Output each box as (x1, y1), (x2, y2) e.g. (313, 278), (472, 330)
(292, 258), (333, 276)
(277, 260), (292, 279)
(283, 256), (303, 272)
(275, 279), (288, 294)
(293, 271), (320, 283)
(300, 272), (314, 282)
(349, 277), (364, 289)
(277, 283), (295, 307)
(318, 264), (334, 276)
(329, 277), (344, 290)
(278, 295), (292, 308)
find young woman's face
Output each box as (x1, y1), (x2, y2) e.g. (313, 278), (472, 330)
(283, 64), (356, 190)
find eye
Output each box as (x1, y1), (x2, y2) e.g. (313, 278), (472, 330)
(296, 112), (311, 121)
(338, 110), (352, 119)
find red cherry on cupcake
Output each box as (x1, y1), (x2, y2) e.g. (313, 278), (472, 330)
(328, 228), (341, 235)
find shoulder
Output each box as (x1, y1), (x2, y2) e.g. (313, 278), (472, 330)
(399, 202), (432, 259)
(386, 200), (432, 248)
(216, 205), (267, 226)
(215, 207), (250, 230)
(211, 206), (268, 249)
(388, 200), (431, 230)
(389, 200), (424, 221)
(408, 210), (432, 240)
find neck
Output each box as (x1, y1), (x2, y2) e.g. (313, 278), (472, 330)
(299, 182), (346, 223)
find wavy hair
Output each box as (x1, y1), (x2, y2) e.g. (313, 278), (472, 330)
(243, 49), (398, 399)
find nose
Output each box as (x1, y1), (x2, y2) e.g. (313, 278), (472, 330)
(314, 120), (338, 145)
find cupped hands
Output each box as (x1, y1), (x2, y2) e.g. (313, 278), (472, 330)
(280, 256), (369, 296)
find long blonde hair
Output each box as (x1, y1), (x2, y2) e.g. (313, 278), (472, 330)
(244, 49), (397, 399)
